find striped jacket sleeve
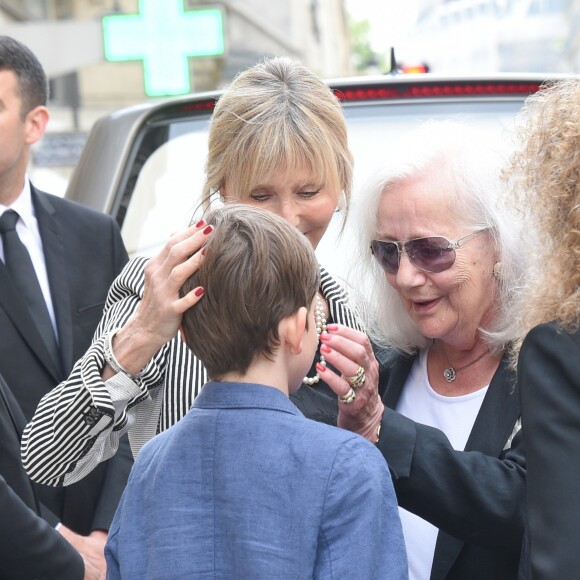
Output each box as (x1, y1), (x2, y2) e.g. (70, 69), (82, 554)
(21, 257), (171, 486)
(319, 267), (364, 333)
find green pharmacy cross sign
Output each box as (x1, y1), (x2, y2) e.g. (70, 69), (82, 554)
(102, 0), (225, 97)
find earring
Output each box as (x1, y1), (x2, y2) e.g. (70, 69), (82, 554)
(493, 262), (502, 280)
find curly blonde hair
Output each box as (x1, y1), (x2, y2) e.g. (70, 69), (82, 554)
(509, 79), (580, 355)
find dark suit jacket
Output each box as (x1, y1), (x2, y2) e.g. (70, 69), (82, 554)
(0, 185), (132, 534)
(0, 373), (83, 579)
(376, 350), (525, 579)
(518, 322), (580, 580)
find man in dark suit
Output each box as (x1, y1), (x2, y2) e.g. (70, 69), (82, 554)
(0, 373), (97, 579)
(0, 36), (131, 575)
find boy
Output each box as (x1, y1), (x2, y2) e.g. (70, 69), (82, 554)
(105, 204), (407, 579)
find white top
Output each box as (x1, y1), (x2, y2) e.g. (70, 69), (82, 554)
(0, 180), (58, 337)
(396, 349), (488, 580)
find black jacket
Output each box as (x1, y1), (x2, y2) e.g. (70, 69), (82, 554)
(0, 185), (132, 534)
(376, 350), (525, 579)
(0, 374), (83, 579)
(519, 322), (580, 579)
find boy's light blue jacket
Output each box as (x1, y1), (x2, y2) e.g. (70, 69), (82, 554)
(106, 381), (407, 579)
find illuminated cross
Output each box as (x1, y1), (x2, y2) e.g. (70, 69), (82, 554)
(102, 0), (225, 97)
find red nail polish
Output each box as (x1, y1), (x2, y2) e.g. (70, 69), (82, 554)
(320, 344), (332, 354)
(201, 246), (208, 256)
(327, 324), (339, 332)
(319, 333), (331, 343)
(202, 225), (213, 235)
(194, 287), (205, 297)
(315, 363), (326, 374)
(195, 219), (205, 228)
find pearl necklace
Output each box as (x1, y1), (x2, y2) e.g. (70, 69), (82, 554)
(303, 295), (327, 386)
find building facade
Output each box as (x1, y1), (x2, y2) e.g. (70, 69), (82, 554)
(399, 0), (579, 74)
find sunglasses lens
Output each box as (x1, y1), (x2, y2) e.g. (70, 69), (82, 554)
(371, 241), (399, 274)
(407, 237), (455, 272)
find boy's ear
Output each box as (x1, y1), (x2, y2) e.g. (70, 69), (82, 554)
(279, 307), (307, 355)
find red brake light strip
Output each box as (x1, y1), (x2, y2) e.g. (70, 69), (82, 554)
(334, 82), (542, 102)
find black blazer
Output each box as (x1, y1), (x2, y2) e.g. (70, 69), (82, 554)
(376, 350), (525, 579)
(0, 373), (83, 579)
(0, 185), (132, 534)
(518, 322), (580, 580)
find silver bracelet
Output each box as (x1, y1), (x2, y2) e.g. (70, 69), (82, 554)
(103, 330), (144, 381)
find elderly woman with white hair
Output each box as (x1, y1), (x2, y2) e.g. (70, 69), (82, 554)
(317, 122), (527, 580)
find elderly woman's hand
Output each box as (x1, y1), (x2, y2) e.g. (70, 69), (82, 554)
(316, 324), (384, 443)
(102, 220), (215, 379)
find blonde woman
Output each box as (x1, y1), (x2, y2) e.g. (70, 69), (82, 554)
(22, 57), (363, 484)
(509, 79), (580, 580)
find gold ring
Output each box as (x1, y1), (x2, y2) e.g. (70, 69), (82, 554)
(346, 366), (366, 389)
(338, 387), (356, 404)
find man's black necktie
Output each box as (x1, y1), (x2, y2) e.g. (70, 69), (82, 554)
(0, 209), (61, 371)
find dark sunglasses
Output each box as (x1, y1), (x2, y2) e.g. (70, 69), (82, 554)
(370, 231), (486, 274)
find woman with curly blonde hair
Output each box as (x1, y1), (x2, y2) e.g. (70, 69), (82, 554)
(510, 78), (580, 579)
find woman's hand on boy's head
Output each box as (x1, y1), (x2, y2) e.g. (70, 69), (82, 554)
(133, 221), (214, 349)
(316, 325), (384, 442)
(102, 222), (214, 381)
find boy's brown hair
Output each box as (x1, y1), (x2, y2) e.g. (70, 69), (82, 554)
(180, 204), (320, 379)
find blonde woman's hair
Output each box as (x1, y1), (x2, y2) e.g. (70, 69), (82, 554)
(202, 57), (353, 218)
(509, 79), (580, 358)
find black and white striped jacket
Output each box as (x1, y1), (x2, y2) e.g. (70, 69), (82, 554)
(22, 257), (363, 486)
